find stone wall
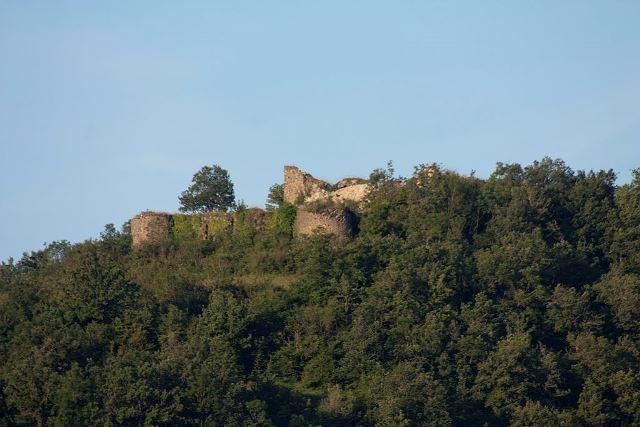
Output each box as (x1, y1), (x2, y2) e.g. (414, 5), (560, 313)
(131, 166), (370, 246)
(284, 166), (371, 207)
(131, 211), (171, 248)
(283, 165), (331, 204)
(283, 166), (305, 204)
(294, 208), (356, 237)
(314, 183), (370, 205)
(131, 210), (268, 248)
(334, 177), (367, 189)
(283, 166), (371, 237)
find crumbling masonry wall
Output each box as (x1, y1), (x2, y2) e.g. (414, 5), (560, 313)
(131, 211), (233, 248)
(294, 208), (356, 237)
(284, 165), (370, 237)
(131, 166), (371, 246)
(283, 166), (332, 204)
(131, 212), (171, 248)
(284, 165), (371, 206)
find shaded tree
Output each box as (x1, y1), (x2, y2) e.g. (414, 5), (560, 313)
(265, 183), (284, 211)
(179, 165), (235, 213)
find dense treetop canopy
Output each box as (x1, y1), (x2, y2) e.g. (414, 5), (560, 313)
(179, 164), (235, 213)
(1, 158), (640, 425)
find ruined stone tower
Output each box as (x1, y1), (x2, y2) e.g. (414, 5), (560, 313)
(283, 165), (370, 237)
(131, 211), (171, 247)
(283, 166), (331, 204)
(293, 208), (357, 237)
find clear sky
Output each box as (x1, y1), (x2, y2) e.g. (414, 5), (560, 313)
(1, 1), (639, 261)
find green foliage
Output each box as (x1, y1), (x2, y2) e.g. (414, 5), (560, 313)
(369, 160), (396, 184)
(179, 164), (235, 213)
(266, 183), (284, 211)
(2, 157), (640, 425)
(205, 214), (230, 237)
(268, 203), (297, 236)
(170, 214), (202, 241)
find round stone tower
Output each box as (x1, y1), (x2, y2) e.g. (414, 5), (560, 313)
(294, 207), (356, 237)
(131, 211), (171, 248)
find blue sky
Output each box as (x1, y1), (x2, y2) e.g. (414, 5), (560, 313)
(1, 1), (639, 261)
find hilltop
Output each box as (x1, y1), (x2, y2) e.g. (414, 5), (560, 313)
(1, 158), (640, 425)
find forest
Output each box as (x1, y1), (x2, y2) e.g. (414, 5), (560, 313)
(1, 157), (640, 426)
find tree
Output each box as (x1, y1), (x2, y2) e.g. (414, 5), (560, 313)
(368, 160), (395, 184)
(4, 157), (640, 424)
(265, 183), (284, 211)
(179, 165), (235, 213)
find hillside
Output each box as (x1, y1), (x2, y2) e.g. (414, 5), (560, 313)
(1, 158), (640, 425)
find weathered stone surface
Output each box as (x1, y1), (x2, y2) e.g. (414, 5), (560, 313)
(131, 209), (265, 247)
(334, 177), (367, 189)
(283, 165), (331, 204)
(283, 166), (371, 237)
(131, 211), (171, 248)
(294, 208), (355, 237)
(326, 183), (370, 205)
(131, 166), (370, 246)
(284, 166), (371, 206)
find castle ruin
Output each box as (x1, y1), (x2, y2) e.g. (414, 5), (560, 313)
(131, 166), (370, 247)
(131, 211), (234, 248)
(131, 211), (172, 247)
(283, 165), (370, 237)
(283, 166), (369, 206)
